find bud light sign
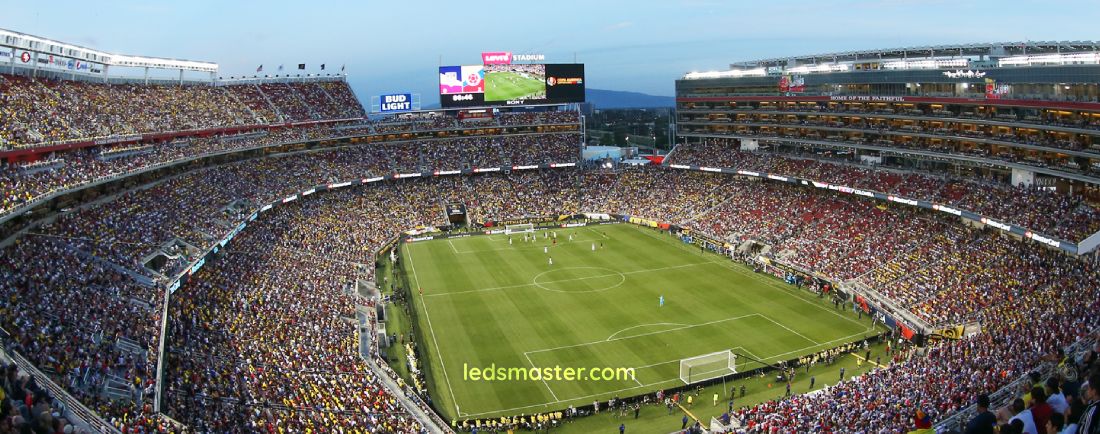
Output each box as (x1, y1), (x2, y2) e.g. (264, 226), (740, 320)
(379, 93), (413, 113)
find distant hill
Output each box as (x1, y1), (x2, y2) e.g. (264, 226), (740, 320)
(585, 88), (674, 109)
(416, 88), (674, 110)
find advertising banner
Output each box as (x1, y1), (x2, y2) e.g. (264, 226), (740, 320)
(481, 52), (512, 65)
(379, 93), (413, 113)
(16, 50), (33, 64)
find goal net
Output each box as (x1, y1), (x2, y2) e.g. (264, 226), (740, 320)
(679, 350), (737, 385)
(505, 223), (535, 235)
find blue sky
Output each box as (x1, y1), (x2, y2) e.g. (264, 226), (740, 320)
(5, 0), (1099, 99)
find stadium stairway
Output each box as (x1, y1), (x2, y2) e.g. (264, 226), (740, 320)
(252, 83), (284, 122)
(0, 347), (120, 433)
(364, 357), (448, 434)
(663, 142), (682, 165)
(102, 374), (134, 403)
(61, 240), (159, 286)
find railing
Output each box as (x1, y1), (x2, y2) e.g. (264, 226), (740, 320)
(0, 330), (121, 433)
(933, 326), (1098, 432)
(674, 119), (1100, 159)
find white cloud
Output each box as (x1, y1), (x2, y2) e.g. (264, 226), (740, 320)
(605, 21), (633, 31)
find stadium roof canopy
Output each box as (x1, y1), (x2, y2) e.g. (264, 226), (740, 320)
(730, 41), (1100, 68)
(0, 27), (218, 72)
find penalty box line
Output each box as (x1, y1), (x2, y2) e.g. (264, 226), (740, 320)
(461, 328), (874, 419)
(631, 224), (869, 329)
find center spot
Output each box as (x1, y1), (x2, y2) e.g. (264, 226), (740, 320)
(532, 266), (626, 293)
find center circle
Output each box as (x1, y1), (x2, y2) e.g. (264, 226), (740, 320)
(532, 266), (626, 293)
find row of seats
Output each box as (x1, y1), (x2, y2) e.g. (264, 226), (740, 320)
(0, 74), (366, 149)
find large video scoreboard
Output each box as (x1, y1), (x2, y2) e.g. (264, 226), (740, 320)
(439, 54), (584, 108)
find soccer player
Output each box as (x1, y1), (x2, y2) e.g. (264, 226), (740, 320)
(659, 295), (664, 307)
(548, 257), (553, 266)
(509, 237), (513, 245)
(592, 243), (596, 251)
(544, 246), (548, 254)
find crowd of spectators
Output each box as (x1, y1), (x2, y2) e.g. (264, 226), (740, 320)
(0, 359), (108, 434)
(682, 101), (1100, 132)
(0, 74), (363, 149)
(1, 116), (582, 218)
(0, 235), (164, 431)
(2, 102), (1097, 432)
(679, 108), (1098, 154)
(668, 140), (1100, 241)
(161, 187), (447, 432)
(730, 256), (1099, 433)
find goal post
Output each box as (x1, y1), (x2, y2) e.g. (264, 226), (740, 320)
(505, 223), (535, 235)
(679, 350), (737, 385)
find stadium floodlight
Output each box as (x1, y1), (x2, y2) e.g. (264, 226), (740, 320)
(504, 223), (535, 235)
(679, 350), (737, 385)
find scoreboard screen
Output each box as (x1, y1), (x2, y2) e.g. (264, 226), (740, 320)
(440, 63), (584, 108)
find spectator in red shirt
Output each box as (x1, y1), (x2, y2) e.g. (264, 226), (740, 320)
(1031, 386), (1054, 433)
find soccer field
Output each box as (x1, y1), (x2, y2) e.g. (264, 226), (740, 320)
(400, 224), (880, 422)
(485, 70), (545, 101)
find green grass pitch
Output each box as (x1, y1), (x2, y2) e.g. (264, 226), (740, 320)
(400, 224), (880, 422)
(484, 70), (545, 101)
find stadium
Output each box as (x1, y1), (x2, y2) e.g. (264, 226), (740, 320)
(0, 17), (1098, 434)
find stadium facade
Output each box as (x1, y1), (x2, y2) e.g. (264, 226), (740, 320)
(675, 42), (1100, 255)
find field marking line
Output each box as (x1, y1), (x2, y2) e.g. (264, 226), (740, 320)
(451, 232), (602, 253)
(758, 313), (821, 345)
(459, 377), (685, 418)
(605, 322), (687, 341)
(585, 226), (611, 240)
(524, 352), (561, 402)
(423, 261), (713, 298)
(525, 313), (760, 356)
(459, 329), (875, 418)
(629, 225), (871, 329)
(732, 346), (763, 362)
(404, 244), (461, 416)
(623, 330), (864, 376)
(678, 403), (703, 426)
(849, 353), (888, 369)
(447, 239), (461, 254)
